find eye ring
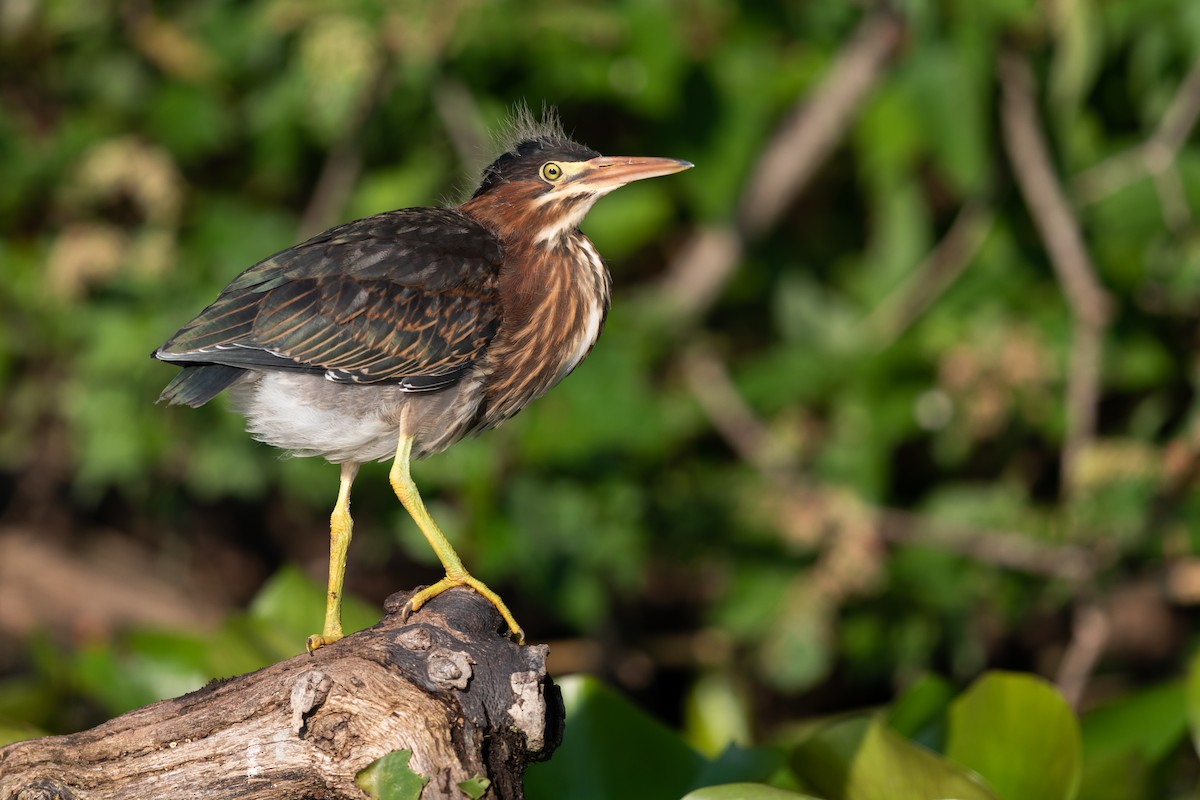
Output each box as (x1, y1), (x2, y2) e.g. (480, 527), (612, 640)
(540, 162), (564, 182)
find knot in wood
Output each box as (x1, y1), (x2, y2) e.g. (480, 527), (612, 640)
(12, 780), (78, 800)
(395, 627), (434, 651)
(427, 649), (472, 690)
(507, 670), (547, 752)
(290, 669), (332, 736)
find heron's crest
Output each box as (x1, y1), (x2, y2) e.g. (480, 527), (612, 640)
(468, 103), (599, 198)
(496, 102), (572, 154)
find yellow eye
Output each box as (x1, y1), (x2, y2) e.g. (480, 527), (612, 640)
(540, 162), (564, 182)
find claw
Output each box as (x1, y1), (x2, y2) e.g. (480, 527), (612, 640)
(306, 629), (343, 653)
(404, 574), (524, 644)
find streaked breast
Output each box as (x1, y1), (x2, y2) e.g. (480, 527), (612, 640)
(479, 233), (611, 429)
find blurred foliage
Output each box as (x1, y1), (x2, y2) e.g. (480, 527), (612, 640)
(0, 568), (376, 740)
(528, 670), (1200, 799)
(4, 0), (1200, 794)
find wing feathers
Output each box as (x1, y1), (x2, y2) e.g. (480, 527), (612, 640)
(154, 208), (502, 391)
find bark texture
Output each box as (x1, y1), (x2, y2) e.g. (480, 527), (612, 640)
(0, 588), (563, 800)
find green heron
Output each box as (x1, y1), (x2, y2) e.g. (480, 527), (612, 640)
(153, 114), (691, 649)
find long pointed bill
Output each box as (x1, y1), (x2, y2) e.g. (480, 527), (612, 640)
(574, 156), (693, 191)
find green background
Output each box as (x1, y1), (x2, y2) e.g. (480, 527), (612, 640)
(4, 0), (1200, 795)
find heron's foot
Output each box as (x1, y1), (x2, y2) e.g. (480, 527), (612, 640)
(306, 622), (344, 653)
(403, 573), (525, 645)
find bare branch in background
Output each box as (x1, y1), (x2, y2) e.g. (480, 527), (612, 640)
(121, 2), (217, 84)
(682, 345), (795, 478)
(299, 143), (364, 240)
(1151, 59), (1200, 156)
(655, 12), (905, 321)
(298, 58), (395, 239)
(738, 13), (906, 236)
(1072, 58), (1200, 227)
(866, 201), (996, 347)
(1000, 55), (1111, 327)
(1000, 52), (1112, 497)
(656, 226), (744, 323)
(683, 343), (1102, 584)
(1153, 165), (1192, 231)
(299, 2), (481, 238)
(876, 511), (1101, 582)
(433, 78), (491, 175)
(1055, 603), (1110, 710)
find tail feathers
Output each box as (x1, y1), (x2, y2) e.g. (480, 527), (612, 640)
(158, 364), (245, 407)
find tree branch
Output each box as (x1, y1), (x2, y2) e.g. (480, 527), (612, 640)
(1072, 59), (1200, 213)
(866, 200), (995, 346)
(0, 588), (561, 800)
(999, 52), (1111, 496)
(654, 12), (905, 321)
(737, 12), (906, 236)
(1054, 602), (1109, 710)
(682, 344), (1102, 583)
(298, 51), (396, 240)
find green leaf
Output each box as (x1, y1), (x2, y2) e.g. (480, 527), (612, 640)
(845, 718), (997, 800)
(788, 714), (872, 797)
(692, 745), (786, 792)
(348, 156), (449, 221)
(681, 784), (822, 800)
(684, 671), (753, 757)
(69, 644), (186, 715)
(0, 720), (45, 748)
(524, 676), (706, 800)
(584, 181), (677, 260)
(297, 16), (380, 144)
(1186, 651), (1200, 758)
(356, 749), (429, 800)
(790, 714), (997, 800)
(146, 83), (235, 161)
(1048, 0), (1103, 125)
(457, 775), (490, 799)
(246, 565), (378, 655)
(526, 676), (773, 800)
(756, 586), (834, 693)
(1083, 680), (1186, 767)
(908, 41), (991, 193)
(1075, 750), (1152, 800)
(946, 672), (1081, 800)
(886, 673), (954, 745)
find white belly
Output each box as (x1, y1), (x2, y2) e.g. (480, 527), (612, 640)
(229, 372), (403, 463)
(230, 369), (488, 462)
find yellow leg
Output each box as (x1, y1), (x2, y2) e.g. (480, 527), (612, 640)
(389, 433), (524, 644)
(307, 462), (360, 652)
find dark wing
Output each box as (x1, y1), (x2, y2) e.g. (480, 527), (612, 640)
(154, 208), (503, 405)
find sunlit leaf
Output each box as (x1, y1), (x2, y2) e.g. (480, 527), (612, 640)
(457, 775), (490, 799)
(356, 749), (429, 800)
(1185, 652), (1200, 759)
(946, 672), (1081, 800)
(681, 784), (821, 800)
(789, 714), (998, 800)
(246, 565), (378, 656)
(685, 671), (754, 757)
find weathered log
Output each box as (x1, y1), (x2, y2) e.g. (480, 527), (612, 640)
(0, 587), (563, 799)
